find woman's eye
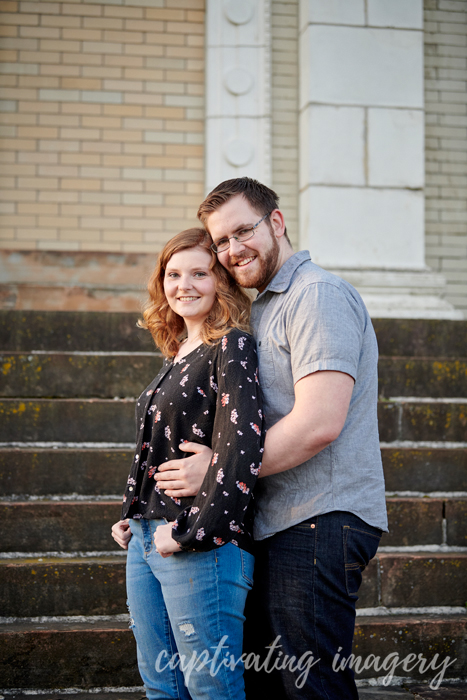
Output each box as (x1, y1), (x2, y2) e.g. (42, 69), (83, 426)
(194, 272), (207, 278)
(167, 272), (178, 278)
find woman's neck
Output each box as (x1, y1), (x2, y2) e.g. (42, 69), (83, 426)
(173, 324), (204, 363)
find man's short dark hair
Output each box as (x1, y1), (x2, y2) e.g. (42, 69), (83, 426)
(197, 177), (290, 243)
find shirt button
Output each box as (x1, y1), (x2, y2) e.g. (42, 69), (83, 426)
(310, 523), (315, 529)
(129, 487), (133, 492)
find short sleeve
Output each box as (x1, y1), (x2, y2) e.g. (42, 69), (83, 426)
(171, 333), (264, 552)
(286, 282), (364, 385)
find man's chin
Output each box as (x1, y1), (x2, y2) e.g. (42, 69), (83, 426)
(228, 265), (263, 289)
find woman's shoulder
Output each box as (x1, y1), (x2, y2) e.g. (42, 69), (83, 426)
(214, 328), (257, 361)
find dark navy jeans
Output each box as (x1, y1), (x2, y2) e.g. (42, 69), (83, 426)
(243, 511), (382, 699)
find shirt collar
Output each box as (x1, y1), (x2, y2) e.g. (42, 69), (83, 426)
(255, 250), (311, 299)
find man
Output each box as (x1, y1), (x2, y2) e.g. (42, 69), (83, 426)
(154, 177), (388, 698)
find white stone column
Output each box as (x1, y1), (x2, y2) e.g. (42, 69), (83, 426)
(205, 0), (272, 193)
(298, 0), (461, 318)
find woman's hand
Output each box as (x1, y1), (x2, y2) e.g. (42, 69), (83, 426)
(111, 519), (132, 549)
(154, 522), (180, 558)
(154, 442), (212, 497)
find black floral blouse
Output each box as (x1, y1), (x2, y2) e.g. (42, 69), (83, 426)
(121, 329), (264, 554)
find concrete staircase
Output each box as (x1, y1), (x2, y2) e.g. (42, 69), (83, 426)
(0, 311), (466, 692)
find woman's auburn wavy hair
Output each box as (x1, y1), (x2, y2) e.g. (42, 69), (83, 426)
(139, 227), (252, 358)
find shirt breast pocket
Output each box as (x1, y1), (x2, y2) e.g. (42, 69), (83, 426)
(257, 338), (275, 388)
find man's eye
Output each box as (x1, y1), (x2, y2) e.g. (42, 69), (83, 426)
(217, 239), (229, 248)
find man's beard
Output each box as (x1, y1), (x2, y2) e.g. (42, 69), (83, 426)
(226, 228), (280, 289)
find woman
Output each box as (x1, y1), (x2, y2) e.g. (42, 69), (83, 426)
(111, 228), (263, 700)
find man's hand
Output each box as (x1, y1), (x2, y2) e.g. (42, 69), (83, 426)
(111, 519), (132, 550)
(154, 522), (179, 558)
(154, 442), (212, 497)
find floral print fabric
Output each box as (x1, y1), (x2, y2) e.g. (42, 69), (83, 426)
(121, 329), (264, 554)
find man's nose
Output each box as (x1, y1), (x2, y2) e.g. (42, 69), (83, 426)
(228, 236), (246, 256)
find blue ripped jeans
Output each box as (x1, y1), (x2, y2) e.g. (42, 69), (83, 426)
(126, 518), (254, 700)
(243, 511), (382, 700)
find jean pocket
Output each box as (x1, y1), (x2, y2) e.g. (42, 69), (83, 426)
(257, 339), (275, 388)
(240, 549), (255, 588)
(343, 525), (381, 599)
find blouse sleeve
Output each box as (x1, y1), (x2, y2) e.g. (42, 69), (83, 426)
(171, 333), (264, 552)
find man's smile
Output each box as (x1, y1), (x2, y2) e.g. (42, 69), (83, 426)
(233, 255), (257, 267)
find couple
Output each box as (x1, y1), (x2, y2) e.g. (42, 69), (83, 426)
(112, 177), (388, 700)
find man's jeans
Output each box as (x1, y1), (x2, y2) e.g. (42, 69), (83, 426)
(126, 518), (254, 700)
(244, 510), (382, 699)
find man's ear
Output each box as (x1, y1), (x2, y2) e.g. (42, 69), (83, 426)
(270, 209), (286, 238)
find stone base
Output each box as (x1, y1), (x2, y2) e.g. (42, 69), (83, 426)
(330, 269), (465, 320)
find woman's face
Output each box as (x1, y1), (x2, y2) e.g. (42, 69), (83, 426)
(163, 246), (217, 328)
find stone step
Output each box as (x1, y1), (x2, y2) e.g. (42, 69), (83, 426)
(1, 498), (464, 553)
(1, 501), (122, 553)
(381, 447), (467, 493)
(0, 399), (135, 443)
(358, 552), (467, 609)
(1, 398), (466, 444)
(378, 400), (467, 443)
(0, 448), (132, 497)
(0, 557), (126, 618)
(372, 318), (467, 358)
(0, 310), (152, 353)
(2, 552), (466, 619)
(0, 352), (162, 398)
(0, 615), (464, 689)
(2, 312), (467, 358)
(1, 447), (465, 498)
(2, 353), (466, 400)
(378, 358), (467, 398)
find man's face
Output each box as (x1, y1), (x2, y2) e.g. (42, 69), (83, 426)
(206, 194), (281, 291)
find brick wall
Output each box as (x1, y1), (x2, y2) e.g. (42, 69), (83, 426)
(0, 0), (204, 253)
(424, 0), (467, 314)
(271, 0), (299, 250)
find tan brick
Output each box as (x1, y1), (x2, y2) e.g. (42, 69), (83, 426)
(62, 52), (103, 66)
(80, 141), (120, 154)
(19, 26), (60, 39)
(62, 4), (102, 17)
(145, 32), (184, 46)
(39, 66), (79, 79)
(122, 44), (164, 57)
(124, 19), (164, 32)
(83, 17), (123, 31)
(145, 156), (184, 168)
(123, 68), (164, 81)
(104, 54), (143, 68)
(0, 112), (35, 126)
(166, 46), (203, 59)
(103, 179), (142, 192)
(0, 76), (19, 89)
(61, 179), (101, 191)
(103, 230), (143, 242)
(57, 229), (97, 243)
(61, 78), (102, 90)
(103, 104), (143, 116)
(145, 8), (185, 21)
(102, 205), (143, 217)
(82, 66), (122, 80)
(0, 50), (17, 61)
(82, 41), (122, 55)
(60, 153), (100, 166)
(10, 159), (43, 171)
(124, 93), (164, 106)
(124, 143), (163, 156)
(1, 13), (38, 26)
(186, 11), (204, 23)
(20, 51), (60, 64)
(40, 40), (81, 52)
(0, 138), (36, 151)
(0, 2), (19, 12)
(103, 5), (144, 19)
(187, 35), (204, 48)
(39, 114), (79, 127)
(1, 214), (36, 226)
(0, 26), (17, 38)
(60, 127), (100, 140)
(144, 107), (185, 119)
(16, 125), (57, 139)
(169, 70), (204, 83)
(62, 29), (102, 42)
(17, 202), (58, 215)
(101, 129), (142, 142)
(167, 21), (204, 34)
(103, 154), (143, 167)
(165, 144), (203, 156)
(39, 191), (79, 203)
(81, 115), (121, 129)
(40, 15), (81, 28)
(61, 103), (102, 115)
(19, 76), (62, 89)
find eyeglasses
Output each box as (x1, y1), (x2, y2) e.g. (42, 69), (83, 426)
(210, 212), (271, 253)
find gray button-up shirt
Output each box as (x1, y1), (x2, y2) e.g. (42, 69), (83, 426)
(250, 250), (388, 539)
